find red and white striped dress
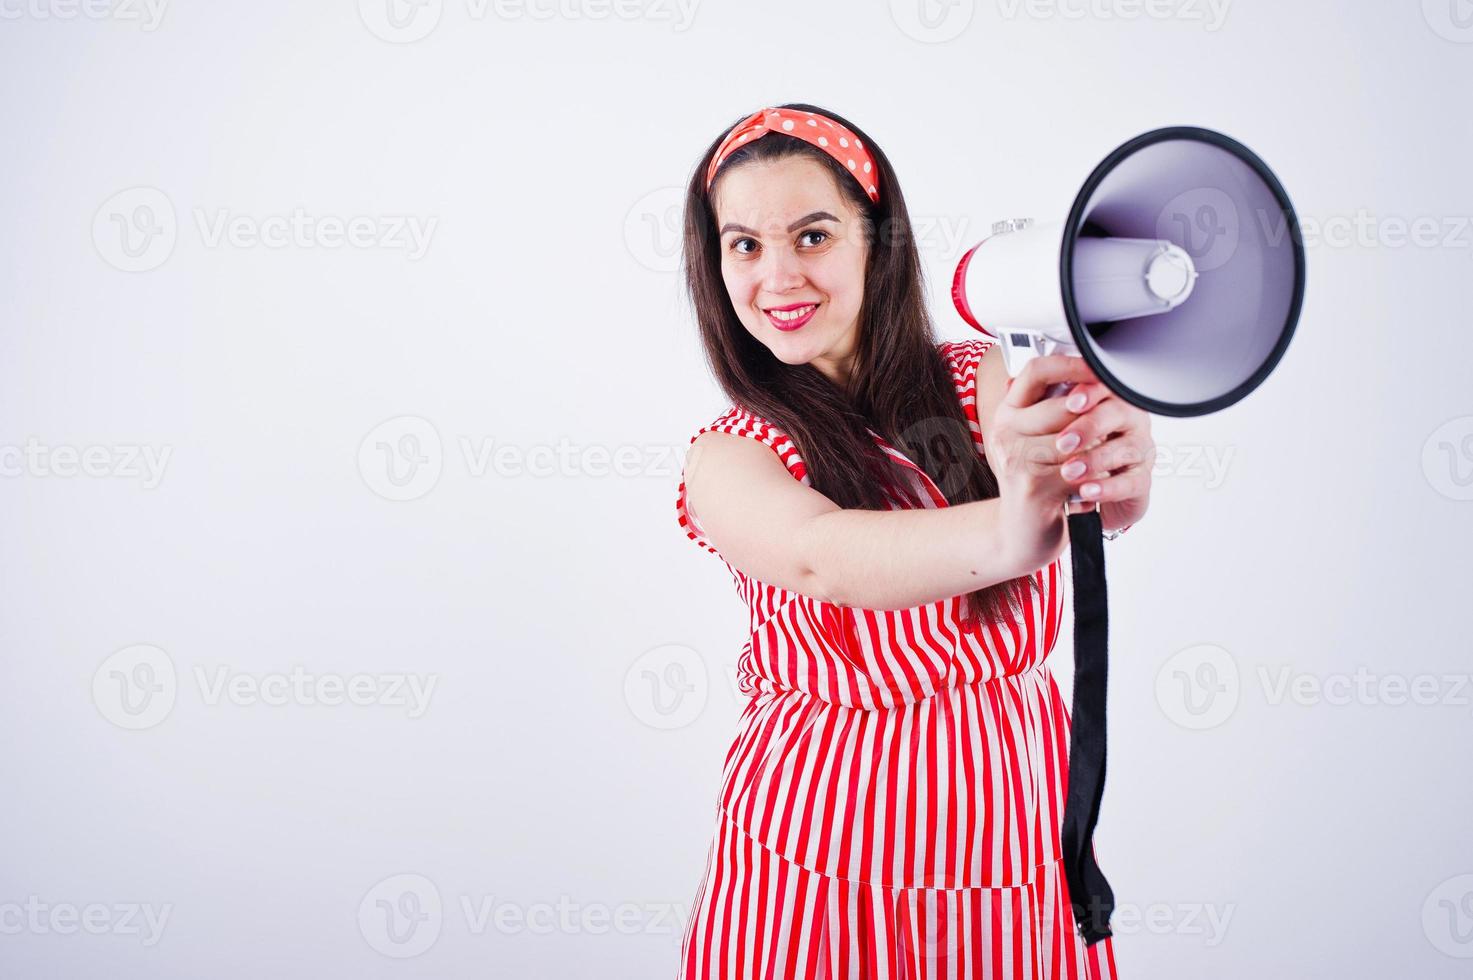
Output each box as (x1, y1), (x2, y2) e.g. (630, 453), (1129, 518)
(673, 339), (1121, 980)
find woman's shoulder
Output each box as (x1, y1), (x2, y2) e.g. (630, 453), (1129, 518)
(936, 337), (995, 376)
(935, 337), (996, 400)
(934, 338), (998, 442)
(685, 404), (808, 480)
(691, 403), (790, 442)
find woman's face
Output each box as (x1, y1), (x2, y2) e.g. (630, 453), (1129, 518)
(711, 154), (869, 387)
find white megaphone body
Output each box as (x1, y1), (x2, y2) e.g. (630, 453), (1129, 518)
(952, 126), (1305, 427)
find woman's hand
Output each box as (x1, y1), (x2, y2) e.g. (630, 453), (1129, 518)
(982, 353), (1154, 575)
(983, 355), (1111, 575)
(1049, 376), (1154, 533)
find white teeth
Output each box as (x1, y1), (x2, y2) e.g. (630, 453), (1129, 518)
(768, 304), (816, 322)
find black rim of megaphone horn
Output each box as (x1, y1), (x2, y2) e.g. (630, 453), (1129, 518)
(1058, 125), (1306, 418)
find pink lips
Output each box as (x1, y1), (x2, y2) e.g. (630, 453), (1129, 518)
(763, 302), (819, 332)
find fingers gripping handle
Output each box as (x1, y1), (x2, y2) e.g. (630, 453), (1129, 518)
(1047, 379), (1093, 510)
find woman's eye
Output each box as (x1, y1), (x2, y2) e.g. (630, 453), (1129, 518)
(728, 230), (828, 255)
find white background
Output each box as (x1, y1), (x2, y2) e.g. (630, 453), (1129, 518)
(1, 0), (1470, 977)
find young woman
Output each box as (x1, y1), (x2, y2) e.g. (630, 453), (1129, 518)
(673, 103), (1153, 980)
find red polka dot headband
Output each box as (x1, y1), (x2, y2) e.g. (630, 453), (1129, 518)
(705, 107), (880, 204)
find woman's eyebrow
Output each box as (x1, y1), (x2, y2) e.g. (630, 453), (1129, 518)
(720, 210), (840, 236)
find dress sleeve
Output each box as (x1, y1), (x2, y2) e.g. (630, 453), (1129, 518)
(675, 407), (810, 557)
(938, 338), (996, 455)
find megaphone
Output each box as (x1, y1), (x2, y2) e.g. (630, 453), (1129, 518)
(951, 126), (1305, 949)
(952, 125), (1305, 418)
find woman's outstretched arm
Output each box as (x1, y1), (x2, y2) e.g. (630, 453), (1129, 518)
(684, 350), (1131, 611)
(683, 430), (1024, 611)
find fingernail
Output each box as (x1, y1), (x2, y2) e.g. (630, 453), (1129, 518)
(1066, 392), (1087, 412)
(1056, 432), (1080, 453)
(1080, 482), (1101, 499)
(1061, 460), (1087, 480)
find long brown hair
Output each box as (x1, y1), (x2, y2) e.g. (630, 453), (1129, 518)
(681, 102), (1039, 625)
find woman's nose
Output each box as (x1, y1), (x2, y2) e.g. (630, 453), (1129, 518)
(759, 248), (804, 293)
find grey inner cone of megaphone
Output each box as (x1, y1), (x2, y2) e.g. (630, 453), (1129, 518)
(1066, 137), (1301, 414)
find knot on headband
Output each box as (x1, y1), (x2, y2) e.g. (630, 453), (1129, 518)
(705, 107), (880, 204)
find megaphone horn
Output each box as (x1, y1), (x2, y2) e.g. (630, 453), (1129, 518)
(952, 126), (1306, 419)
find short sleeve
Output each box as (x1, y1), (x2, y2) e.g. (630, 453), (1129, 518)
(937, 338), (996, 454)
(675, 407), (810, 557)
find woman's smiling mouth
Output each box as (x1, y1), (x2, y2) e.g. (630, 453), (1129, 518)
(764, 303), (819, 331)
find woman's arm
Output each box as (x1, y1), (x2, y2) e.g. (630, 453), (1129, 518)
(682, 430), (1026, 611)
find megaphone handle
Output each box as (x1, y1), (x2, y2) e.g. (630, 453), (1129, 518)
(1043, 379), (1092, 509)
